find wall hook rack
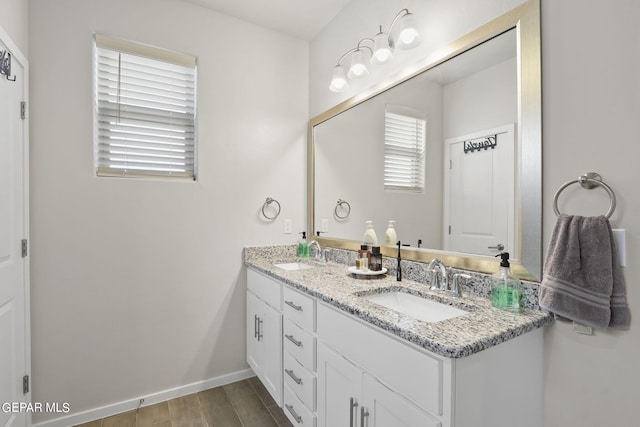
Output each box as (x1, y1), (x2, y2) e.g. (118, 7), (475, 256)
(0, 49), (17, 81)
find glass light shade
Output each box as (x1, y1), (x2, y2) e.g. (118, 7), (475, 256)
(347, 49), (369, 79)
(329, 65), (349, 92)
(371, 31), (394, 65)
(398, 12), (420, 49)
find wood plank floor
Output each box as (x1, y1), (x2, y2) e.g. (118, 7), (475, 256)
(73, 377), (293, 427)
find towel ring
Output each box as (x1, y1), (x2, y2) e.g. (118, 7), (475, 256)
(334, 199), (351, 220)
(553, 172), (616, 219)
(261, 197), (281, 220)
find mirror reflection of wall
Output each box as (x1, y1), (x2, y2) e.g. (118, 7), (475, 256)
(314, 28), (517, 256)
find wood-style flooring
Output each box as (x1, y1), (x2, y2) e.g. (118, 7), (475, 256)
(73, 377), (293, 427)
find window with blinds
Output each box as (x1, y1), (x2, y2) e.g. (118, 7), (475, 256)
(94, 34), (197, 179)
(384, 106), (426, 192)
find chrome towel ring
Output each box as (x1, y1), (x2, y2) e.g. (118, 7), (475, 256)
(553, 172), (616, 219)
(334, 199), (351, 220)
(261, 197), (281, 220)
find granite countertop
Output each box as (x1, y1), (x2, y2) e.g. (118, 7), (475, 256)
(244, 245), (553, 358)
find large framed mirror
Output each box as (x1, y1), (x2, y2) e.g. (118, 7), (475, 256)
(308, 0), (541, 280)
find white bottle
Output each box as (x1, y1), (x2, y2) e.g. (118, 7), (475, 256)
(363, 221), (378, 247)
(385, 220), (397, 245)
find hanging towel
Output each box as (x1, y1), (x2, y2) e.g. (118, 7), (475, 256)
(538, 214), (630, 329)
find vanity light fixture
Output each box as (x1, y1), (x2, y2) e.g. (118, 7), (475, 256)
(329, 9), (421, 92)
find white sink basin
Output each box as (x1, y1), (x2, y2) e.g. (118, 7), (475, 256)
(273, 262), (315, 271)
(362, 291), (468, 323)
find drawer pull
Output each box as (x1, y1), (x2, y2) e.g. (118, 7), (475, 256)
(361, 407), (369, 427)
(285, 368), (303, 385)
(285, 300), (303, 311)
(349, 397), (358, 427)
(285, 334), (303, 347)
(285, 404), (303, 424)
(257, 317), (263, 341)
(254, 315), (259, 339)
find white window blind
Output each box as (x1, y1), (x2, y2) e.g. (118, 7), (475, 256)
(94, 34), (197, 179)
(384, 106), (426, 192)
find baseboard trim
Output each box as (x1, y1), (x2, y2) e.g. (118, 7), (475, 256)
(32, 368), (255, 427)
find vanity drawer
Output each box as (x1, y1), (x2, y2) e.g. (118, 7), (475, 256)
(283, 286), (316, 331)
(284, 351), (316, 411)
(284, 319), (316, 370)
(284, 386), (316, 427)
(247, 268), (282, 310)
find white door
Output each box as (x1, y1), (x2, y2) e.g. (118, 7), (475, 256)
(0, 31), (29, 427)
(317, 343), (362, 427)
(444, 124), (515, 257)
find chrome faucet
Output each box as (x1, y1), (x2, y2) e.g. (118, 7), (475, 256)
(308, 240), (322, 260)
(427, 258), (448, 292)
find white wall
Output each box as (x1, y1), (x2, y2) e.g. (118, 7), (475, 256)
(29, 0), (308, 423)
(0, 0), (28, 55)
(310, 0), (640, 426)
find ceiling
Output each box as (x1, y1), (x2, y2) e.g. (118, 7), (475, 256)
(180, 0), (352, 40)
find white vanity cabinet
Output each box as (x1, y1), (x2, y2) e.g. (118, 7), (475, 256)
(282, 286), (318, 426)
(316, 303), (543, 427)
(246, 269), (283, 406)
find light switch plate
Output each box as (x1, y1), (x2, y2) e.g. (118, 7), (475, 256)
(284, 219), (292, 234)
(321, 219), (329, 233)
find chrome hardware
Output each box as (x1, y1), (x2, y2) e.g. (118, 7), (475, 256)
(360, 407), (369, 427)
(261, 197), (281, 220)
(427, 258), (448, 291)
(349, 397), (359, 427)
(285, 369), (303, 385)
(285, 300), (303, 311)
(335, 199), (351, 219)
(254, 315), (259, 339)
(553, 172), (616, 219)
(257, 318), (263, 341)
(488, 243), (504, 251)
(452, 273), (472, 297)
(308, 240), (322, 260)
(285, 404), (303, 424)
(285, 334), (302, 347)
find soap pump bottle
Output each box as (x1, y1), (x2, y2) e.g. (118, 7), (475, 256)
(363, 221), (378, 247)
(491, 252), (522, 311)
(384, 220), (397, 245)
(297, 232), (310, 258)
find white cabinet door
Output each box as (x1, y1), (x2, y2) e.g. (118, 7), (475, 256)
(363, 374), (441, 427)
(246, 290), (283, 406)
(317, 343), (362, 427)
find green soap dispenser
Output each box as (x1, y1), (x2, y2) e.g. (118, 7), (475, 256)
(491, 252), (522, 311)
(297, 232), (310, 258)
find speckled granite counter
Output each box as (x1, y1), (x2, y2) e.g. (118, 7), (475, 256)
(244, 245), (552, 358)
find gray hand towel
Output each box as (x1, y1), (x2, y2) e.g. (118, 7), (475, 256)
(538, 214), (630, 329)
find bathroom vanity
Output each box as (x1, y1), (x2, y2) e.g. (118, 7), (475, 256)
(245, 246), (551, 427)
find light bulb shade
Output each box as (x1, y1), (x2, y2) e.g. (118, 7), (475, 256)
(398, 12), (420, 49)
(371, 31), (393, 65)
(347, 49), (369, 79)
(329, 65), (349, 92)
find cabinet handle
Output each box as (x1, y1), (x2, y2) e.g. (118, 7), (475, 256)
(257, 317), (263, 341)
(360, 407), (369, 427)
(285, 334), (302, 347)
(285, 368), (303, 385)
(285, 300), (303, 311)
(254, 315), (259, 339)
(285, 404), (303, 424)
(349, 397), (358, 427)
